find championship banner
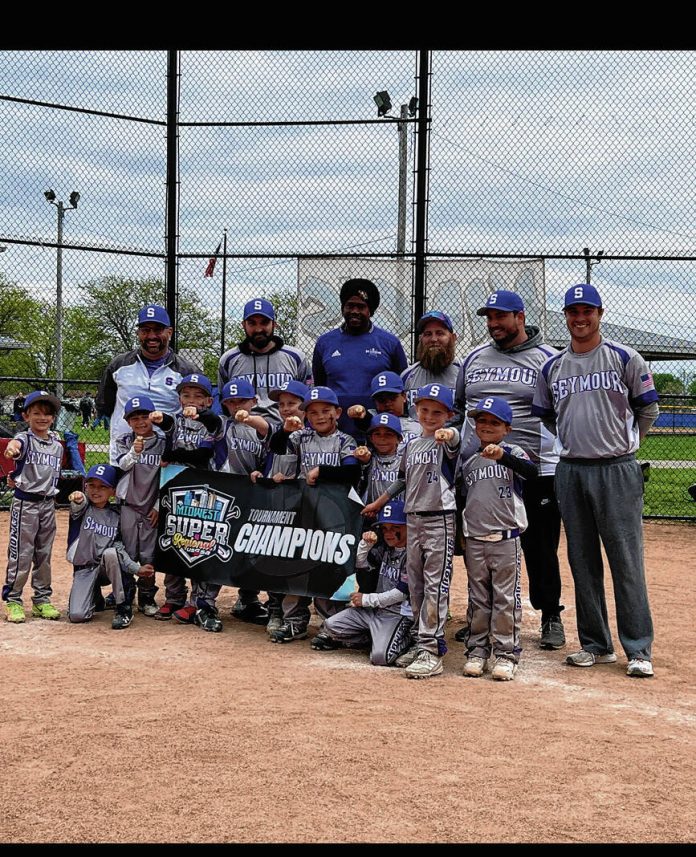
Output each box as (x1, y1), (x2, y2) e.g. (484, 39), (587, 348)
(155, 466), (364, 598)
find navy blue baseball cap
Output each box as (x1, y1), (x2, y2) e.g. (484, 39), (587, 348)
(376, 499), (407, 527)
(269, 379), (309, 402)
(564, 284), (603, 308)
(301, 386), (340, 410)
(417, 309), (454, 333)
(367, 412), (403, 438)
(137, 304), (171, 327)
(243, 298), (275, 321)
(85, 463), (119, 488)
(414, 383), (454, 411)
(468, 396), (513, 425)
(176, 373), (213, 395)
(124, 394), (156, 418)
(476, 290), (525, 316)
(221, 378), (256, 401)
(23, 390), (61, 413)
(370, 371), (405, 397)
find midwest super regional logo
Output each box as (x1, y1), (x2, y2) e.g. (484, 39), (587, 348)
(159, 485), (240, 566)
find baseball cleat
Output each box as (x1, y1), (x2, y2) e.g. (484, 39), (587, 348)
(405, 649), (443, 679)
(491, 657), (516, 681)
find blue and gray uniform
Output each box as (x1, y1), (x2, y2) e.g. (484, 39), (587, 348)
(401, 361), (462, 420)
(352, 407), (422, 449)
(270, 426), (359, 631)
(459, 443), (538, 664)
(386, 431), (461, 657)
(359, 452), (404, 506)
(67, 498), (141, 622)
(454, 326), (563, 619)
(115, 428), (168, 602)
(3, 430), (62, 607)
(218, 337), (310, 427)
(323, 540), (413, 665)
(97, 349), (200, 465)
(532, 336), (659, 662)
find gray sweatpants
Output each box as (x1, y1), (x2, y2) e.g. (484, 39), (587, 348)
(324, 607), (413, 665)
(3, 496), (56, 605)
(555, 455), (654, 661)
(120, 505), (158, 601)
(68, 548), (133, 623)
(283, 594), (347, 631)
(406, 511), (456, 657)
(463, 537), (522, 662)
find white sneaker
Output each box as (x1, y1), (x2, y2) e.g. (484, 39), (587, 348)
(491, 657), (516, 681)
(140, 603), (159, 617)
(405, 649), (443, 679)
(627, 658), (654, 678)
(395, 644), (420, 668)
(566, 650), (617, 667)
(463, 656), (487, 678)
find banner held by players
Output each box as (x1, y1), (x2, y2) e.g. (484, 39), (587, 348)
(155, 467), (364, 598)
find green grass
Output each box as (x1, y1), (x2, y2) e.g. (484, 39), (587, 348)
(639, 434), (696, 462)
(643, 467), (696, 518)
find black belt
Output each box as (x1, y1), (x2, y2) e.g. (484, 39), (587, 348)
(471, 528), (520, 542)
(14, 490), (55, 502)
(409, 510), (456, 517)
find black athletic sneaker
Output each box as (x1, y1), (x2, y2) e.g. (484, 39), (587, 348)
(540, 614), (566, 650)
(454, 624), (469, 643)
(112, 604), (133, 630)
(269, 622), (308, 643)
(194, 605), (223, 633)
(104, 592), (116, 610)
(231, 597), (269, 625)
(310, 632), (341, 651)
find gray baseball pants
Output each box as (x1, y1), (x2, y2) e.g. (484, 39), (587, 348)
(406, 511), (456, 656)
(324, 607), (413, 665)
(463, 537), (522, 662)
(282, 594), (347, 630)
(3, 497), (56, 605)
(68, 548), (133, 622)
(555, 454), (654, 661)
(120, 505), (158, 602)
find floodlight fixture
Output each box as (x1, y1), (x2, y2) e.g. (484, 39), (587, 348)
(408, 96), (418, 116)
(69, 191), (80, 208)
(374, 90), (392, 117)
(44, 189), (56, 202)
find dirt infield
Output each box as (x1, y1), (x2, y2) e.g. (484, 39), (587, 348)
(1, 511), (695, 844)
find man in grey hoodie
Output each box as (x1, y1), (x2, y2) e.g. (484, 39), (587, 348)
(452, 290), (565, 651)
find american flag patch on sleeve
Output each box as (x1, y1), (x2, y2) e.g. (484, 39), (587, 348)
(640, 372), (654, 390)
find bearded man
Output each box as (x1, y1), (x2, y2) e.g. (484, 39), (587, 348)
(401, 310), (461, 418)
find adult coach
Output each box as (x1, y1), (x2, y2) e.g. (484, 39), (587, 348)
(312, 278), (408, 438)
(401, 309), (461, 418)
(218, 297), (310, 427)
(96, 304), (200, 465)
(453, 289), (565, 649)
(533, 284), (659, 678)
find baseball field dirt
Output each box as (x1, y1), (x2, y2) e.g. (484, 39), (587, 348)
(1, 511), (694, 844)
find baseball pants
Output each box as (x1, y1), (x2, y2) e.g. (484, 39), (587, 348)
(520, 475), (563, 618)
(3, 497), (56, 605)
(324, 607), (413, 665)
(555, 455), (654, 661)
(406, 511), (455, 657)
(68, 548), (135, 622)
(282, 594), (348, 631)
(120, 505), (159, 603)
(163, 573), (189, 608)
(463, 537), (522, 662)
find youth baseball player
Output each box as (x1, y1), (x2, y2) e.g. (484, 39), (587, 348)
(3, 390), (64, 623)
(532, 284), (659, 679)
(459, 397), (539, 681)
(312, 499), (413, 665)
(347, 371), (421, 448)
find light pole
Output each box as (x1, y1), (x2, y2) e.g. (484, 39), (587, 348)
(582, 247), (604, 283)
(44, 189), (80, 400)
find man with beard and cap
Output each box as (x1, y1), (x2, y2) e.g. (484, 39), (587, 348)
(452, 289), (565, 652)
(401, 310), (461, 419)
(218, 298), (310, 429)
(311, 278), (408, 440)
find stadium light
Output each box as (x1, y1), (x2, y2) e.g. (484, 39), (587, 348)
(373, 90), (392, 117)
(44, 189), (81, 400)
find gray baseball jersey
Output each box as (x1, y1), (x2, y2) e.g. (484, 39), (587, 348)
(9, 430), (63, 497)
(532, 337), (660, 459)
(401, 361), (462, 419)
(286, 427), (358, 478)
(398, 431), (461, 513)
(359, 452), (404, 505)
(171, 412), (215, 455)
(459, 443), (532, 538)
(454, 327), (559, 475)
(218, 338), (310, 426)
(213, 418), (268, 475)
(115, 428), (168, 514)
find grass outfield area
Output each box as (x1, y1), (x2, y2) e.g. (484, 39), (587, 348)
(639, 433), (696, 461)
(643, 467), (695, 518)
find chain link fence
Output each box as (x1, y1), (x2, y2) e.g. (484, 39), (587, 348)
(1, 50), (694, 518)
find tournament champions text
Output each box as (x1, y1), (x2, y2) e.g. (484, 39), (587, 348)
(155, 466), (364, 599)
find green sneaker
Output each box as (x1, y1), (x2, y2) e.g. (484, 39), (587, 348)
(32, 602), (61, 620)
(6, 602), (26, 623)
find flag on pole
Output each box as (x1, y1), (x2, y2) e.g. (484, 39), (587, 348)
(204, 240), (222, 277)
